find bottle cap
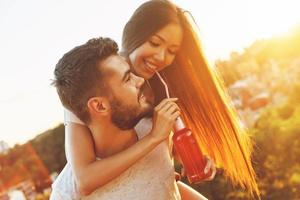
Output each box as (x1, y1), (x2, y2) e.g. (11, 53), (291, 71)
(174, 117), (185, 131)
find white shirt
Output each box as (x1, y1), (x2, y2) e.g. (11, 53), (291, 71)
(50, 110), (181, 200)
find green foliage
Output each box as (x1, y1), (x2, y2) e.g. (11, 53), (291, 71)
(216, 26), (300, 87)
(174, 93), (300, 200)
(30, 124), (66, 173)
(250, 97), (300, 199)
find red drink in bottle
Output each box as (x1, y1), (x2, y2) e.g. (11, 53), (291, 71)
(154, 71), (212, 183)
(173, 117), (211, 184)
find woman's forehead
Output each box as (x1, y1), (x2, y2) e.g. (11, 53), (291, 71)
(151, 23), (183, 47)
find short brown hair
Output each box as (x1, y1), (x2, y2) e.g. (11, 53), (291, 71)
(52, 37), (118, 124)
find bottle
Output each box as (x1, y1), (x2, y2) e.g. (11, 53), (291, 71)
(173, 117), (212, 184)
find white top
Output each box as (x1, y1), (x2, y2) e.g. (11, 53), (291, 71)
(50, 110), (181, 200)
(64, 109), (84, 125)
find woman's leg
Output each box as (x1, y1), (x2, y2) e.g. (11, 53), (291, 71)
(177, 181), (208, 200)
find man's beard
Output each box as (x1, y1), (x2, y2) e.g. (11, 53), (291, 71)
(110, 95), (153, 130)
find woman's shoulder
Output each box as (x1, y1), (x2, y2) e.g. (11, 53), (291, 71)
(134, 117), (153, 139)
(64, 108), (85, 125)
(51, 163), (80, 198)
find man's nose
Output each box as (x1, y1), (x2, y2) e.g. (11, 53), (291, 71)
(134, 74), (145, 88)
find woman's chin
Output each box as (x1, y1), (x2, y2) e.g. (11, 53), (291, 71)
(146, 73), (155, 80)
(137, 72), (154, 80)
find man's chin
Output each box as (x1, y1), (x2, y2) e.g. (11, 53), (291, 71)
(140, 96), (154, 109)
(145, 104), (154, 116)
(140, 103), (154, 117)
(114, 120), (140, 130)
(111, 108), (153, 130)
(143, 110), (153, 118)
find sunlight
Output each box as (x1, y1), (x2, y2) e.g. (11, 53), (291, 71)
(177, 0), (300, 60)
(247, 0), (300, 38)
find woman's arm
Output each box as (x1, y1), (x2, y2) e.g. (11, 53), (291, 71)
(177, 181), (208, 200)
(65, 123), (161, 196)
(65, 98), (180, 196)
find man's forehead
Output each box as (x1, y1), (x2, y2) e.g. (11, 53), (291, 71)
(99, 54), (130, 78)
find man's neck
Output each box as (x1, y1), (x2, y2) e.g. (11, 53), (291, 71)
(89, 120), (138, 159)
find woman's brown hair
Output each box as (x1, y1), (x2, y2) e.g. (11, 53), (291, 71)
(122, 0), (259, 197)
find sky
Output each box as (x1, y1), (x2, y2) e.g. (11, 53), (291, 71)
(1, 0), (300, 146)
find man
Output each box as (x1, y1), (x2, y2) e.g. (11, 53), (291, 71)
(50, 37), (182, 199)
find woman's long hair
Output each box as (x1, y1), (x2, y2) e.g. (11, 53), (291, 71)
(122, 0), (259, 197)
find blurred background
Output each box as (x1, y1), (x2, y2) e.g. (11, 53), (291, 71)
(0, 0), (300, 199)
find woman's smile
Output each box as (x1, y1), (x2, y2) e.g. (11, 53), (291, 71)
(143, 59), (158, 74)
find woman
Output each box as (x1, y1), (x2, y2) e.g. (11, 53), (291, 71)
(64, 0), (258, 198)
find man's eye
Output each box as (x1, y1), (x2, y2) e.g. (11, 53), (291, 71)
(126, 74), (132, 82)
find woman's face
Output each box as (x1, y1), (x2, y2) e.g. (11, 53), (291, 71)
(129, 23), (183, 80)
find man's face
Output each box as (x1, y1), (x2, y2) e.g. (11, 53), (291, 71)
(100, 55), (153, 130)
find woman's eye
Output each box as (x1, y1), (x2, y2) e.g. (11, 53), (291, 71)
(149, 41), (160, 47)
(168, 49), (177, 55)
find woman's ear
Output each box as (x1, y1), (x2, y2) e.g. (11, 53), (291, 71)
(87, 97), (110, 116)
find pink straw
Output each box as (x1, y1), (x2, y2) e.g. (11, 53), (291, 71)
(155, 71), (170, 98)
(155, 71), (185, 130)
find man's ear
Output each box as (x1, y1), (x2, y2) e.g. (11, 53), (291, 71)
(87, 97), (110, 116)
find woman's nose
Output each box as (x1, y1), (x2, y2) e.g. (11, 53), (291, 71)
(153, 48), (166, 63)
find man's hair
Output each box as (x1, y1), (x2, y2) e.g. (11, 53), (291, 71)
(52, 37), (118, 124)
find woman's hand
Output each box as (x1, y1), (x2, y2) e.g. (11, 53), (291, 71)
(150, 98), (181, 143)
(177, 155), (217, 182)
(201, 155), (217, 181)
